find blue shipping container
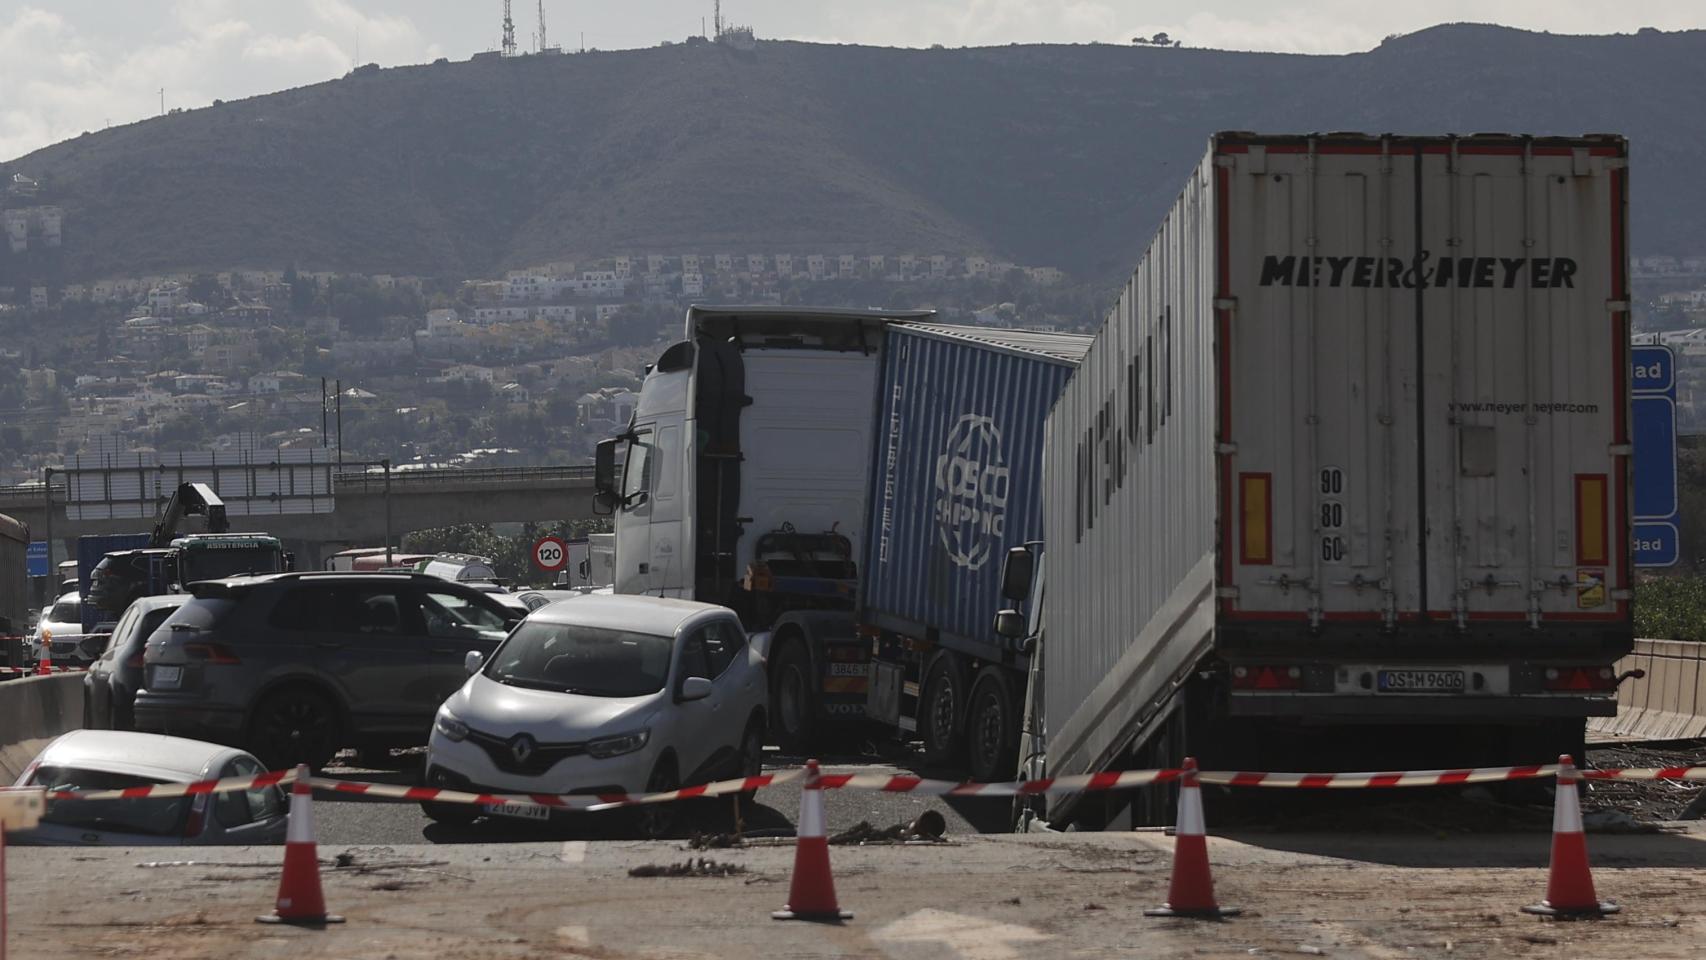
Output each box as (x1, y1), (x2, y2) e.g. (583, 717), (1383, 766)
(77, 533), (151, 631)
(860, 323), (1091, 654)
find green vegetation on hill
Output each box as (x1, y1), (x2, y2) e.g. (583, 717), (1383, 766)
(5, 23), (1706, 283)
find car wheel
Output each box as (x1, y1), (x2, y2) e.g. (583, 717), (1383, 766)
(248, 688), (342, 771)
(637, 755), (681, 840)
(966, 667), (1019, 784)
(422, 800), (479, 826)
(771, 642), (816, 754)
(736, 718), (766, 803)
(920, 654), (967, 768)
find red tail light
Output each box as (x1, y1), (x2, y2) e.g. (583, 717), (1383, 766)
(183, 797), (207, 838)
(1231, 665), (1301, 691)
(125, 651), (145, 669)
(1543, 666), (1617, 692)
(183, 642), (242, 665)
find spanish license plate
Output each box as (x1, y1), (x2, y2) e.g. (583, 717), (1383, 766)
(482, 801), (550, 821)
(151, 665), (183, 689)
(1378, 669), (1464, 693)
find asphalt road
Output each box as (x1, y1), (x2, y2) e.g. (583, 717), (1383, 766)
(314, 747), (1015, 845)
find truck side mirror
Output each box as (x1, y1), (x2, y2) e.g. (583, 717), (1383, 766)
(282, 552), (296, 572)
(593, 438), (620, 514)
(994, 609), (1028, 640)
(999, 546), (1034, 603)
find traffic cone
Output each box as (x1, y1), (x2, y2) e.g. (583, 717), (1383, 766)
(257, 765), (344, 926)
(1522, 755), (1619, 919)
(1146, 757), (1239, 919)
(772, 759), (852, 922)
(34, 636), (49, 676)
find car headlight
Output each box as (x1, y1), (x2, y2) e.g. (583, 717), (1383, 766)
(434, 709), (469, 743)
(586, 728), (650, 759)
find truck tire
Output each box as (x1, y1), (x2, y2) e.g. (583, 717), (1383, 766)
(966, 666), (1019, 783)
(920, 653), (969, 768)
(770, 641), (817, 754)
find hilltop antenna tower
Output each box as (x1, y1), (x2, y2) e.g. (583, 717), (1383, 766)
(501, 0), (517, 57)
(538, 0), (547, 52)
(714, 0), (722, 38)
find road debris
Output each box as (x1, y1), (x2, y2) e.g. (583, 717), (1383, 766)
(628, 858), (749, 878)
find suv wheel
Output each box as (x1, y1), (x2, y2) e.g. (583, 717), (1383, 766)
(637, 755), (680, 840)
(249, 688), (342, 770)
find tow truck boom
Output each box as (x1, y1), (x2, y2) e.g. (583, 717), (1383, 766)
(150, 483), (229, 547)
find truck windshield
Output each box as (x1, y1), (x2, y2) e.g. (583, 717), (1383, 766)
(484, 622), (671, 698)
(180, 548), (283, 582)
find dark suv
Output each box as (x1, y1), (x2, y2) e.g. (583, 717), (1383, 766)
(133, 572), (519, 769)
(87, 549), (173, 618)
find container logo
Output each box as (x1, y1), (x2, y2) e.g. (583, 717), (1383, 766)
(1258, 252), (1577, 290)
(933, 415), (1010, 570)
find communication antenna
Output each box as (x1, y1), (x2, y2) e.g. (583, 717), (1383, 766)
(501, 0), (517, 57)
(538, 0), (547, 52)
(714, 0), (722, 38)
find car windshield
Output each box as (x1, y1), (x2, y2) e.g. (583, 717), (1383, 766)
(484, 622), (672, 697)
(180, 548), (282, 582)
(31, 765), (192, 837)
(48, 598), (80, 624)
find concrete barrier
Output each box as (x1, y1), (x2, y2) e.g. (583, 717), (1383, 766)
(0, 674), (85, 783)
(1591, 639), (1706, 741)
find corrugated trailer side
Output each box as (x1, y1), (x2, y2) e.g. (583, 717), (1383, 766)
(1038, 149), (1221, 800)
(861, 323), (1092, 653)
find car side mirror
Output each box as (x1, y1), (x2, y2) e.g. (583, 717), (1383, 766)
(677, 676), (713, 702)
(999, 547), (1034, 603)
(994, 609), (1027, 640)
(464, 650), (484, 674)
(594, 439), (620, 514)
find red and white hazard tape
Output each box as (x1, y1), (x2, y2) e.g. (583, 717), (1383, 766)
(48, 768), (296, 802)
(0, 666), (88, 676)
(41, 763), (1706, 806)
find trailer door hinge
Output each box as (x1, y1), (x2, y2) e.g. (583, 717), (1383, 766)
(1607, 444), (1632, 456)
(1611, 589), (1634, 601)
(1214, 297), (1238, 311)
(1216, 443), (1238, 455)
(1215, 156), (1237, 169)
(1216, 587), (1241, 600)
(1606, 299), (1631, 313)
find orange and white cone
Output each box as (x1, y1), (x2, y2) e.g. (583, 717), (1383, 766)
(1146, 757), (1239, 919)
(257, 765), (344, 926)
(772, 759), (852, 922)
(34, 637), (49, 676)
(1522, 755), (1619, 919)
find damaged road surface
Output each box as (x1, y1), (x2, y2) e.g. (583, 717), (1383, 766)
(12, 825), (1706, 959)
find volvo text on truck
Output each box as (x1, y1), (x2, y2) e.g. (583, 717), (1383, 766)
(596, 307), (1091, 779)
(996, 132), (1634, 828)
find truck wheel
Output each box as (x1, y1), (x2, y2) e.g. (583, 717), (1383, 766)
(966, 667), (1018, 783)
(770, 642), (816, 754)
(920, 654), (968, 768)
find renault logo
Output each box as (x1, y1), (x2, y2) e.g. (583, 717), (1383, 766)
(510, 734), (536, 764)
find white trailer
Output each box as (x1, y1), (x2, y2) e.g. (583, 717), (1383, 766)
(1000, 132), (1634, 828)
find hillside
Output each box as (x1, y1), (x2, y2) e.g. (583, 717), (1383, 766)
(4, 23), (1705, 283)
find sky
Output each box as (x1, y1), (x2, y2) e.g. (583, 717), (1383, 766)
(2, 0), (1702, 162)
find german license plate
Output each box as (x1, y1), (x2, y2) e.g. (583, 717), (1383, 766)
(1378, 669), (1464, 692)
(482, 801), (550, 821)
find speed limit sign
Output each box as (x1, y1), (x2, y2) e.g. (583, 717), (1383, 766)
(532, 536), (569, 572)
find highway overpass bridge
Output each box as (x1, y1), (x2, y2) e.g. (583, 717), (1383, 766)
(0, 465), (599, 568)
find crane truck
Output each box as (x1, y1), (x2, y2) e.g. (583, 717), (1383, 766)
(596, 307), (1090, 779)
(996, 132), (1635, 828)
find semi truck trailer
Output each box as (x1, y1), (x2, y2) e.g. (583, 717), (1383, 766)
(597, 307), (1090, 778)
(997, 131), (1635, 828)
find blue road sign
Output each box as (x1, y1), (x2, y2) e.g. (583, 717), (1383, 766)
(1631, 344), (1679, 567)
(25, 541), (48, 578)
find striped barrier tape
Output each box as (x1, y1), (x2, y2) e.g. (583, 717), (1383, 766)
(0, 666), (89, 676)
(37, 764), (1706, 806)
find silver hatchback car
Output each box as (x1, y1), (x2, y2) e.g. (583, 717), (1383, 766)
(12, 730), (288, 845)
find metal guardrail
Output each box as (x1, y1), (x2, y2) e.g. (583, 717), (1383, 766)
(0, 465), (595, 502)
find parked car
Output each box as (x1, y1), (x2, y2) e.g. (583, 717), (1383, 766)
(11, 730), (287, 845)
(422, 595), (768, 829)
(32, 592), (102, 664)
(86, 594), (189, 731)
(133, 572), (519, 769)
(86, 549), (174, 620)
(511, 588), (598, 612)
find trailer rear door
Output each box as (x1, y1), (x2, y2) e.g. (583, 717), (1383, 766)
(1219, 135), (1628, 627)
